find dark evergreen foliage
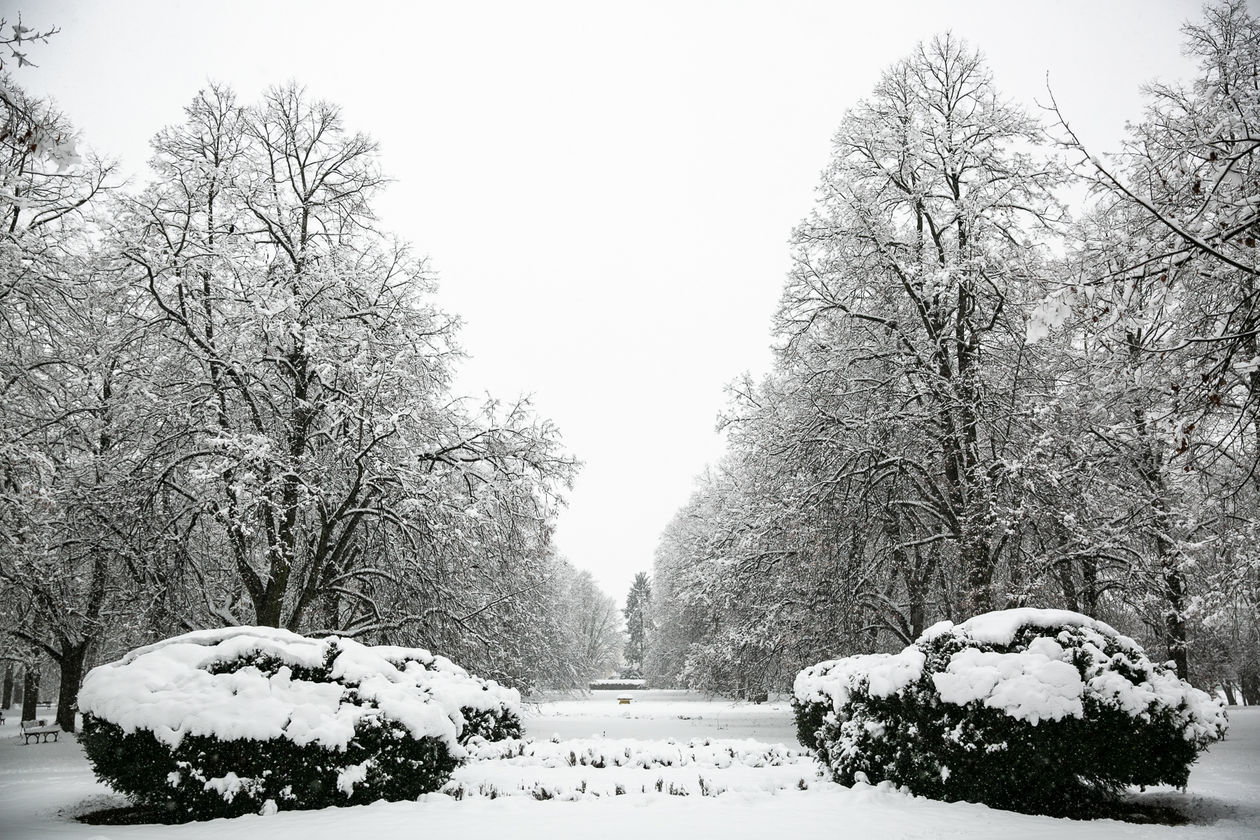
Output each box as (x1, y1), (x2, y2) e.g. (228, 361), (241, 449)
(79, 713), (458, 821)
(791, 694), (829, 752)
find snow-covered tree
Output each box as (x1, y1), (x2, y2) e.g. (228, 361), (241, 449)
(780, 33), (1065, 617)
(649, 17), (1258, 694)
(121, 85), (575, 643)
(622, 571), (651, 677)
(0, 71), (149, 730)
(1027, 0), (1260, 681)
(653, 35), (1070, 694)
(555, 563), (623, 684)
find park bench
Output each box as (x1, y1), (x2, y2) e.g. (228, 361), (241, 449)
(20, 719), (60, 744)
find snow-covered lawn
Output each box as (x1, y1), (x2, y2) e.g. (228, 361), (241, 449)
(525, 689), (799, 741)
(1, 691), (1257, 839)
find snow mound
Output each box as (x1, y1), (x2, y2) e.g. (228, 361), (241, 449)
(78, 625), (519, 751)
(931, 642), (1084, 724)
(797, 610), (1224, 735)
(794, 648), (925, 706)
(921, 612), (1224, 735)
(920, 608), (1135, 648)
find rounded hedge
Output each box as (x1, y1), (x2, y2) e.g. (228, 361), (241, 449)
(792, 609), (1228, 816)
(77, 627), (521, 820)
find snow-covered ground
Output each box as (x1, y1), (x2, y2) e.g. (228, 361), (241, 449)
(524, 689), (799, 741)
(1, 692), (1257, 839)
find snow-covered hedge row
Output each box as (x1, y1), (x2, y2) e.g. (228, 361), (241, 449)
(463, 736), (808, 769)
(792, 609), (1228, 816)
(77, 627), (521, 820)
(445, 736), (818, 800)
(589, 679), (647, 690)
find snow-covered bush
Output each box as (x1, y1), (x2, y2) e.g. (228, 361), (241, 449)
(793, 609), (1228, 816)
(77, 627), (521, 820)
(792, 653), (908, 753)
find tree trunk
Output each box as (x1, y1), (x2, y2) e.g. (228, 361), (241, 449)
(55, 643), (88, 732)
(255, 586), (285, 627)
(1132, 394), (1190, 681)
(1, 662), (13, 709)
(21, 665), (40, 721)
(1160, 555), (1190, 681)
(907, 594), (926, 642)
(1080, 554), (1099, 616)
(1055, 557), (1079, 613)
(1148, 485), (1190, 679)
(1240, 664), (1260, 707)
(962, 536), (995, 617)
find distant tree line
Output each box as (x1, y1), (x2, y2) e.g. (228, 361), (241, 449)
(648, 1), (1260, 704)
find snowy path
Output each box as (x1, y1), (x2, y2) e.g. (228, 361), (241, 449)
(0, 693), (1256, 839)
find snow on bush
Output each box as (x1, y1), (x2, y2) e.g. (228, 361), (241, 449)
(792, 609), (1228, 816)
(369, 642), (522, 743)
(77, 626), (521, 820)
(792, 650), (924, 752)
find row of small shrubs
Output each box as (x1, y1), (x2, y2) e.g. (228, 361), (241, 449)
(793, 609), (1229, 816)
(77, 627), (521, 820)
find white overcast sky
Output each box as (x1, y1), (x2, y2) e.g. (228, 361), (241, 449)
(9, 0), (1201, 601)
